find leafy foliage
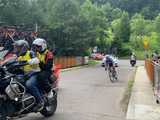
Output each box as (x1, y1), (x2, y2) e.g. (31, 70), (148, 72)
(0, 0), (160, 56)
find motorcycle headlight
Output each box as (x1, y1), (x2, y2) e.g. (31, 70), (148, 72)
(5, 79), (25, 100)
(5, 84), (18, 100)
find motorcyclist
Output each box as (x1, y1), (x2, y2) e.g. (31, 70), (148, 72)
(32, 38), (54, 97)
(14, 40), (44, 111)
(130, 52), (136, 66)
(130, 52), (136, 60)
(130, 52), (136, 62)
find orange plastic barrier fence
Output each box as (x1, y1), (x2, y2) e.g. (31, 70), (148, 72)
(145, 60), (154, 81)
(54, 57), (84, 69)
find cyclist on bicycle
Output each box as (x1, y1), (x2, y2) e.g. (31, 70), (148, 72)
(105, 54), (118, 81)
(105, 55), (117, 71)
(105, 55), (112, 70)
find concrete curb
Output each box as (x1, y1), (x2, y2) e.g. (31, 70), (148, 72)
(61, 61), (100, 72)
(61, 65), (89, 72)
(126, 66), (160, 120)
(126, 67), (138, 120)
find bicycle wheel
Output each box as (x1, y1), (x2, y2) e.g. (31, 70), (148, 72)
(108, 67), (114, 82)
(112, 69), (118, 81)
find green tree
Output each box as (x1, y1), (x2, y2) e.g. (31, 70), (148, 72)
(0, 0), (45, 25)
(111, 12), (130, 55)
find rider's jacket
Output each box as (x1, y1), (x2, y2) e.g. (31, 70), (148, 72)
(18, 51), (40, 73)
(130, 55), (136, 61)
(37, 49), (53, 71)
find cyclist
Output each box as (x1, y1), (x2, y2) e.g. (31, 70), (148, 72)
(105, 54), (118, 81)
(105, 55), (115, 71)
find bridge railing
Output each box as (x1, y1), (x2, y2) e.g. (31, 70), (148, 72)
(145, 60), (154, 81)
(145, 60), (160, 100)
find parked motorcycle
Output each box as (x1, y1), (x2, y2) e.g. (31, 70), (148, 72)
(0, 60), (57, 120)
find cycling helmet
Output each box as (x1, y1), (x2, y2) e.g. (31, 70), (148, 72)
(105, 54), (111, 58)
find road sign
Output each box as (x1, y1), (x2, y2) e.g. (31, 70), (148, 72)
(143, 38), (149, 49)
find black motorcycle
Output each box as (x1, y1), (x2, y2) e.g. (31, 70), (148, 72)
(0, 60), (57, 120)
(130, 54), (137, 67)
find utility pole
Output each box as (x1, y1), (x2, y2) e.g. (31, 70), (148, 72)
(35, 23), (38, 33)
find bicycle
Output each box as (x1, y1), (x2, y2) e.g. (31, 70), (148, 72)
(105, 63), (118, 82)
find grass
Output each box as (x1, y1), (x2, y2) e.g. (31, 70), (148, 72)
(119, 56), (144, 60)
(88, 59), (100, 66)
(120, 67), (137, 113)
(119, 56), (130, 59)
(135, 51), (145, 60)
(119, 51), (146, 60)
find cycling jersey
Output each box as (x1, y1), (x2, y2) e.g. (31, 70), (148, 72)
(105, 55), (114, 67)
(106, 55), (114, 63)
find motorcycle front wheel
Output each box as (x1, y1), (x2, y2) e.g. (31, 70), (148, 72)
(40, 91), (57, 117)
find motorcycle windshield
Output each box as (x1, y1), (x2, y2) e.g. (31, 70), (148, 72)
(0, 50), (8, 60)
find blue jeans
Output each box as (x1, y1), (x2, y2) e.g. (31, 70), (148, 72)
(25, 75), (43, 103)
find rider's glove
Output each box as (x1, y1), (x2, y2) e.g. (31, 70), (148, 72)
(28, 58), (40, 65)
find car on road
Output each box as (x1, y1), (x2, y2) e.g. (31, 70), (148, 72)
(90, 53), (104, 60)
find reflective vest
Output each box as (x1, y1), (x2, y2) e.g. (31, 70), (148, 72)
(37, 50), (54, 70)
(37, 50), (48, 65)
(18, 51), (40, 72)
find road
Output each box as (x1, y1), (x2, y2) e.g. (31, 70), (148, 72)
(19, 60), (144, 120)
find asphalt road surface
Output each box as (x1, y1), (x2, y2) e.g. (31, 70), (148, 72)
(19, 60), (144, 120)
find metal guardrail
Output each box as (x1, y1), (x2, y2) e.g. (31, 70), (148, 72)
(153, 62), (160, 90)
(145, 60), (160, 103)
(153, 62), (160, 103)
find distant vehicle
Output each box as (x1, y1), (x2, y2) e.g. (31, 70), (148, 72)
(101, 55), (118, 67)
(130, 54), (136, 67)
(90, 53), (104, 60)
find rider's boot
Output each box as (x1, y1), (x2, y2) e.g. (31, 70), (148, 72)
(33, 101), (44, 112)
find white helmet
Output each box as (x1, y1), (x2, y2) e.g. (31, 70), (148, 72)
(33, 38), (47, 52)
(105, 54), (110, 58)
